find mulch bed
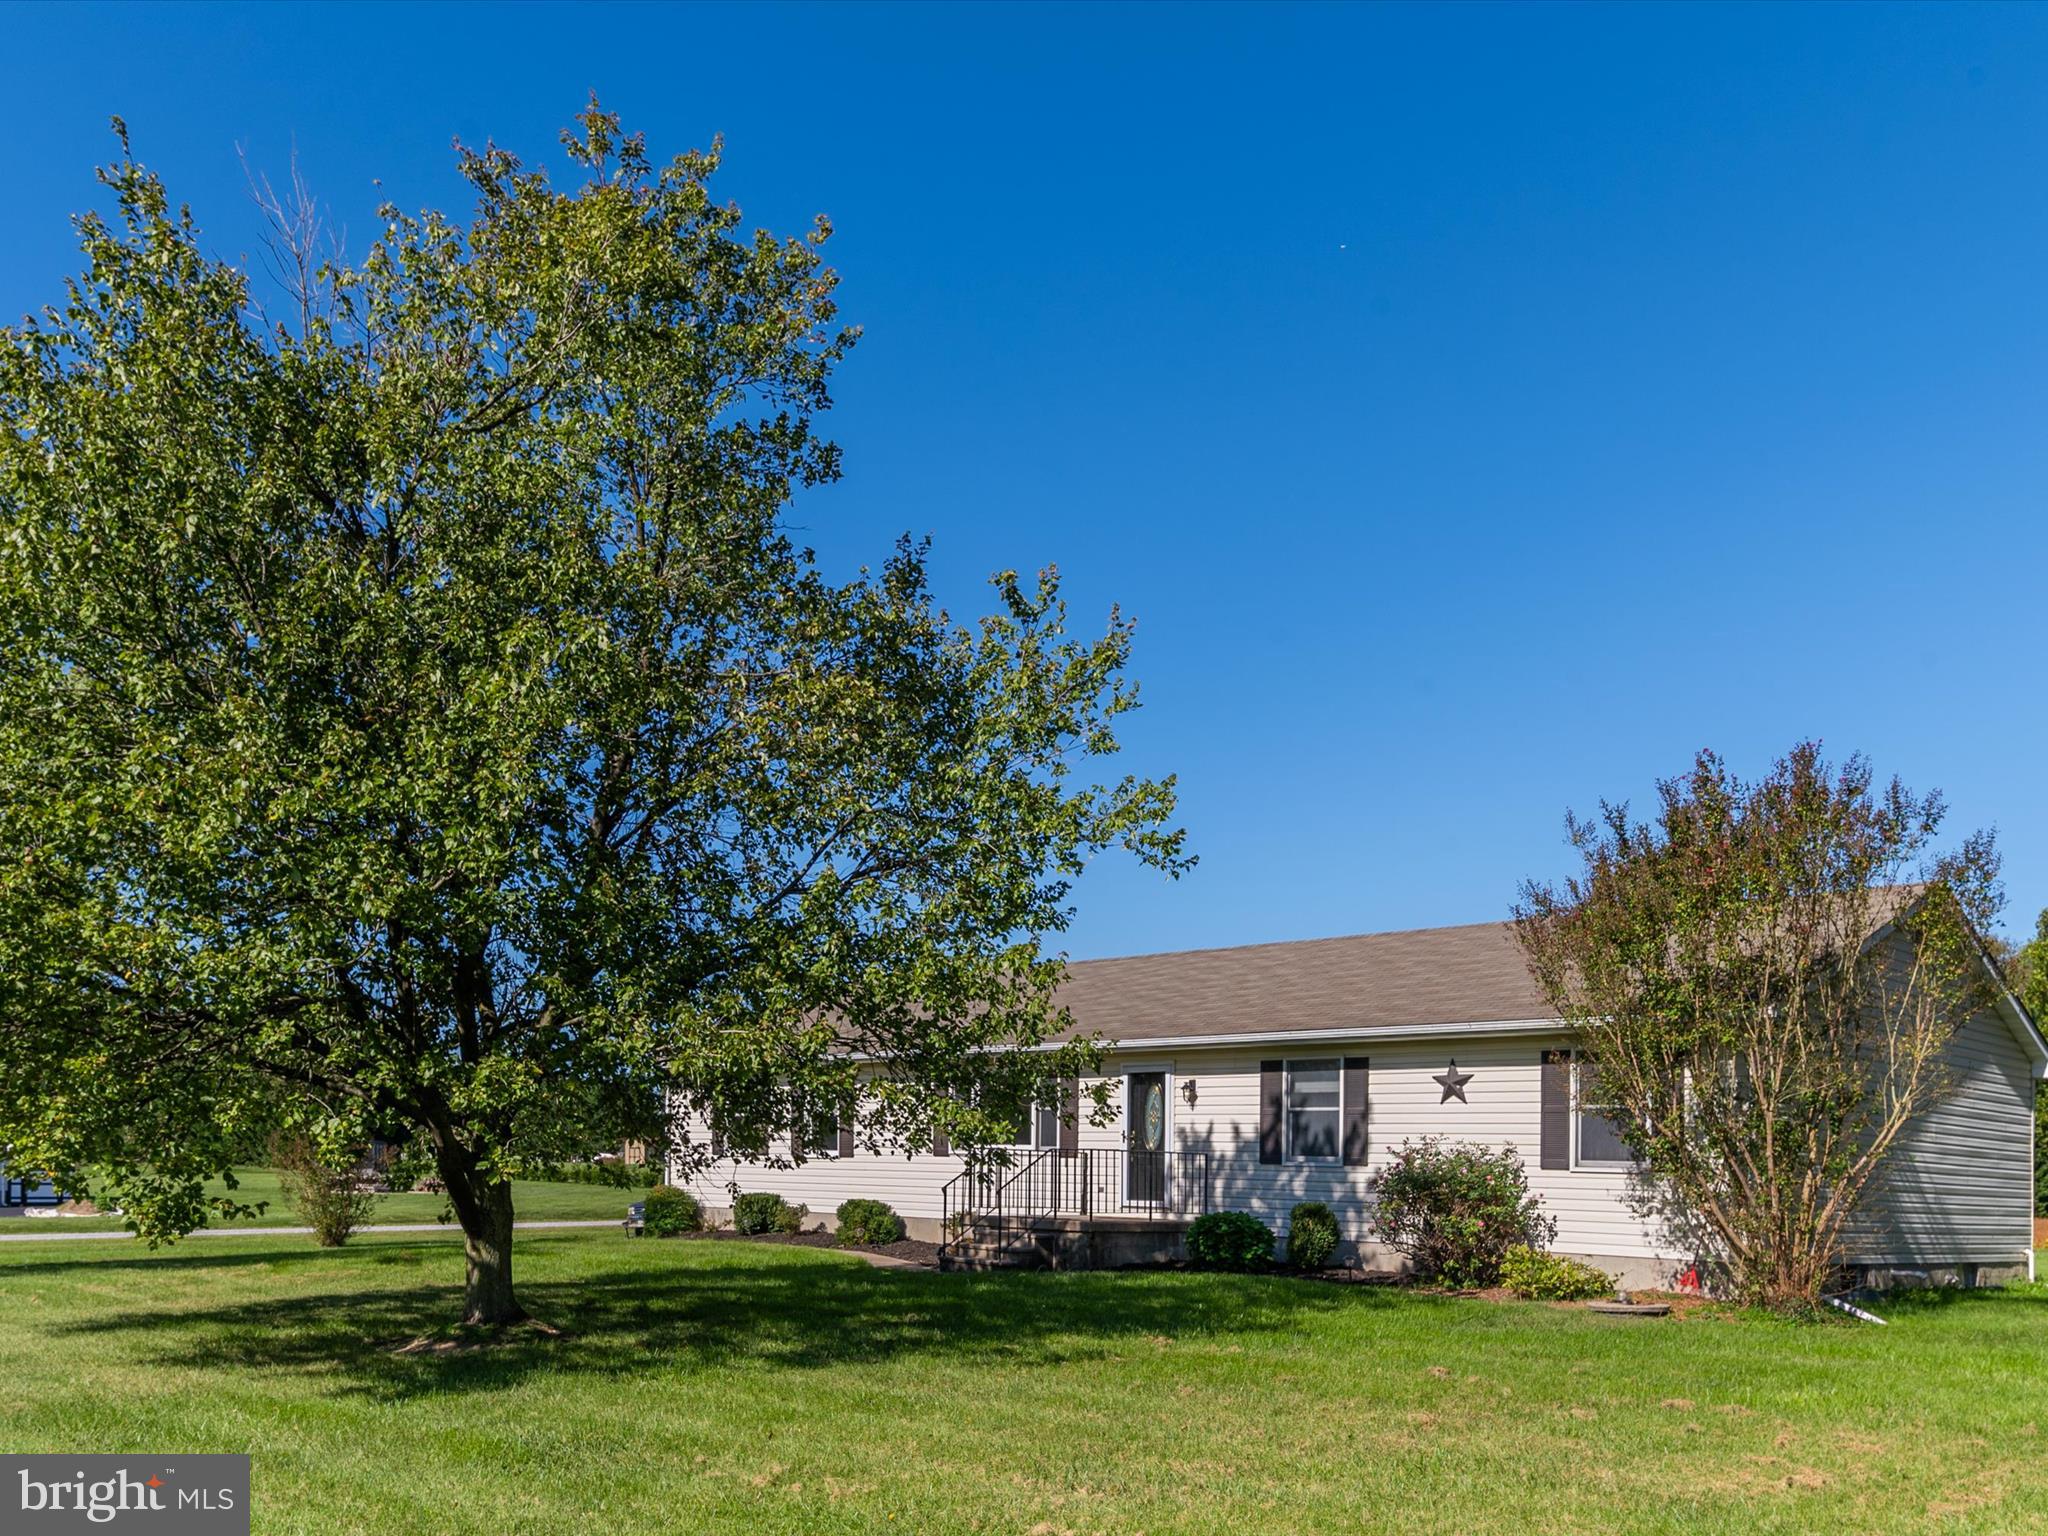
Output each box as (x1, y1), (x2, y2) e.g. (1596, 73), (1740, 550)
(1299, 1267), (1405, 1286)
(674, 1228), (942, 1267)
(1169, 1264), (1720, 1316)
(1407, 1283), (1715, 1315)
(656, 1234), (1722, 1308)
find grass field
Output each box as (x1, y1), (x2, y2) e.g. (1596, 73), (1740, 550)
(14, 1165), (639, 1232)
(0, 1231), (2042, 1536)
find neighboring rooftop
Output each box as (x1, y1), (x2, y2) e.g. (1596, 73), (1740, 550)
(1056, 920), (1554, 1043)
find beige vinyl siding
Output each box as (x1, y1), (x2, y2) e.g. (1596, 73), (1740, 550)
(1841, 997), (2037, 1267)
(1110, 1040), (1674, 1263)
(664, 990), (2038, 1273)
(663, 1093), (965, 1222)
(664, 1037), (1680, 1264)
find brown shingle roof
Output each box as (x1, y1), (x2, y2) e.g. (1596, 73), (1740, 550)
(1055, 921), (1554, 1043)
(1052, 885), (1945, 1047)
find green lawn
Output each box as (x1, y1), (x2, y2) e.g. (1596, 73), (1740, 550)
(22, 1165), (639, 1232)
(1, 1233), (2042, 1536)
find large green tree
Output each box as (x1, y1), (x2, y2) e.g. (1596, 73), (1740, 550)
(2007, 910), (2048, 1217)
(0, 109), (1186, 1325)
(1515, 744), (2003, 1308)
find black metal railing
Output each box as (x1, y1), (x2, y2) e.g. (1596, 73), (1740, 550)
(1078, 1147), (1210, 1220)
(940, 1148), (1055, 1260)
(938, 1148), (1210, 1261)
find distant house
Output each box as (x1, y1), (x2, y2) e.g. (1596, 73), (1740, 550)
(669, 905), (2044, 1287)
(0, 1166), (62, 1212)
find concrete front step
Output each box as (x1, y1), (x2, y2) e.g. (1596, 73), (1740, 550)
(940, 1236), (1063, 1270)
(939, 1213), (1194, 1272)
(937, 1249), (1052, 1273)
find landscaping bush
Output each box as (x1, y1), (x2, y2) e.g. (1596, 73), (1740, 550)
(1499, 1244), (1613, 1301)
(1367, 1137), (1556, 1288)
(835, 1198), (905, 1246)
(268, 1130), (378, 1247)
(537, 1160), (662, 1189)
(1286, 1201), (1342, 1270)
(1186, 1210), (1275, 1271)
(642, 1185), (702, 1237)
(732, 1192), (806, 1235)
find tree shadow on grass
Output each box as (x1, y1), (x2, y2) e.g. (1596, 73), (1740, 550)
(0, 1244), (377, 1277)
(29, 1236), (1410, 1405)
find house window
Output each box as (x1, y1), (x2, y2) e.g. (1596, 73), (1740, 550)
(1285, 1058), (1342, 1163)
(992, 1091), (1058, 1150)
(803, 1100), (843, 1159)
(1572, 1063), (1634, 1168)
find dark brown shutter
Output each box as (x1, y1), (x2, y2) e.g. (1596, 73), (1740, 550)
(1540, 1049), (1570, 1170)
(1259, 1060), (1284, 1164)
(1057, 1076), (1080, 1154)
(931, 1115), (950, 1159)
(836, 1102), (855, 1160)
(1341, 1057), (1369, 1166)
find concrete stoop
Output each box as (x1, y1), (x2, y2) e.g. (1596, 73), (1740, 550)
(938, 1214), (1190, 1272)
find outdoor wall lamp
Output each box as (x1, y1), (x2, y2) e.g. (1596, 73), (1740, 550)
(1181, 1078), (1198, 1106)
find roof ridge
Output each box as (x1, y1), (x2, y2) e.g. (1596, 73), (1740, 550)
(1065, 918), (1515, 969)
(1066, 882), (1935, 970)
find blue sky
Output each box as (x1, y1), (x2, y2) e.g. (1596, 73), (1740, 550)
(4, 2), (2043, 957)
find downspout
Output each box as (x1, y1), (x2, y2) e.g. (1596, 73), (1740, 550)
(1823, 1295), (1888, 1325)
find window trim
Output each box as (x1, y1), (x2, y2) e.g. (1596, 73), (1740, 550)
(987, 1092), (1058, 1151)
(1569, 1058), (1635, 1172)
(1005, 1107), (1055, 1151)
(802, 1099), (844, 1160)
(1283, 1056), (1343, 1166)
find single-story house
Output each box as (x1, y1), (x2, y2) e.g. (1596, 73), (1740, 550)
(668, 911), (2045, 1287)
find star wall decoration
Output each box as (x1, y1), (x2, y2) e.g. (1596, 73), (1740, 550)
(1434, 1060), (1472, 1103)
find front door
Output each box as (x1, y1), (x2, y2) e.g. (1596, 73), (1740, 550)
(1126, 1071), (1168, 1204)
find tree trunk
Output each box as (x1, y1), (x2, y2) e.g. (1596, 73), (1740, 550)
(434, 1142), (526, 1326)
(460, 1180), (523, 1326)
